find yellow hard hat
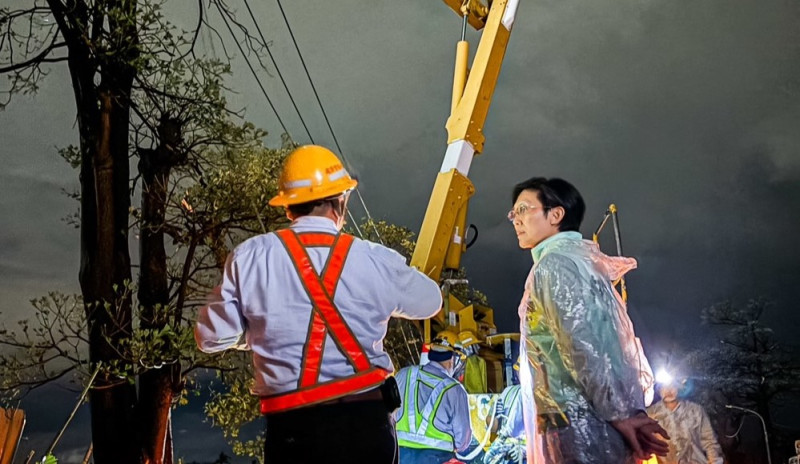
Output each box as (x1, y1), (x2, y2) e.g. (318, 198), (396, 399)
(269, 145), (358, 207)
(430, 330), (466, 360)
(457, 330), (480, 348)
(431, 330), (460, 351)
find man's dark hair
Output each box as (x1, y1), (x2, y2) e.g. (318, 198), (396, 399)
(511, 177), (585, 232)
(286, 195), (343, 218)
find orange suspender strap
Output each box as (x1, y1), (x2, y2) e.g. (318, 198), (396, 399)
(297, 232), (352, 387)
(295, 232), (336, 248)
(260, 229), (388, 414)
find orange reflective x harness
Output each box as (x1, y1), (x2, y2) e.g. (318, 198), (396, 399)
(260, 229), (390, 414)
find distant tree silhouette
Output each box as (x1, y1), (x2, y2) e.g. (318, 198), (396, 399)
(688, 299), (800, 464)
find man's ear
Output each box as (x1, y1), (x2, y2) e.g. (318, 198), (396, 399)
(285, 209), (295, 221)
(549, 206), (565, 227)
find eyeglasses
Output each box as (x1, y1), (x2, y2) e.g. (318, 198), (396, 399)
(507, 203), (539, 223)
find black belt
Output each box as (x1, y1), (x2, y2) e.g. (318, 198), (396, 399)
(320, 387), (384, 405)
(316, 377), (400, 412)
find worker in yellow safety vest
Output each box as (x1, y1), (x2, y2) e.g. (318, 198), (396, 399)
(195, 145), (443, 464)
(394, 332), (473, 464)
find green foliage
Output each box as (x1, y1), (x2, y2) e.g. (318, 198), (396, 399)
(204, 359), (263, 463)
(1, 0), (299, 461)
(0, 293), (88, 403)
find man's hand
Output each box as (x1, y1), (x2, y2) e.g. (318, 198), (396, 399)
(507, 443), (522, 462)
(637, 420), (670, 456)
(611, 413), (670, 460)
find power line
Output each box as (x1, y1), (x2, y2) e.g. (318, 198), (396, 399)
(213, 1), (289, 137)
(216, 2), (365, 238)
(242, 0), (314, 144)
(275, 0), (383, 244)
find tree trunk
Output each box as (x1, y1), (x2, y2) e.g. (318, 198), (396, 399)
(65, 0), (139, 460)
(137, 116), (184, 464)
(79, 90), (138, 464)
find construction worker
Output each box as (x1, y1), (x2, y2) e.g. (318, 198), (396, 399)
(484, 363), (526, 464)
(195, 145), (443, 464)
(646, 375), (724, 464)
(394, 333), (473, 464)
(508, 177), (669, 463)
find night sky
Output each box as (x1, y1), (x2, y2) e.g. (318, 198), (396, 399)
(2, 0), (799, 462)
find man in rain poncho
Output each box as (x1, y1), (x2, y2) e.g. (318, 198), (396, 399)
(508, 177), (669, 464)
(646, 376), (724, 464)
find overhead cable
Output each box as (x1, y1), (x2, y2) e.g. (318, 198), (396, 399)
(242, 0), (314, 143)
(214, 1), (289, 137)
(275, 0), (383, 244)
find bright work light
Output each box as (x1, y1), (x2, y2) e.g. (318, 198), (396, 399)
(655, 369), (673, 385)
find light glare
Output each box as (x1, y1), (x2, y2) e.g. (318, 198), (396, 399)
(656, 369), (673, 384)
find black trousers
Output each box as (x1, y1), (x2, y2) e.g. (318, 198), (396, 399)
(264, 399), (398, 464)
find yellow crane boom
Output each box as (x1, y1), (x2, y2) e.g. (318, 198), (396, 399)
(411, 0), (520, 348)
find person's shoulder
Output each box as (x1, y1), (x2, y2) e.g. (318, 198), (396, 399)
(232, 232), (280, 258)
(683, 401), (706, 412)
(646, 402), (668, 418)
(397, 364), (418, 374)
(535, 251), (581, 278)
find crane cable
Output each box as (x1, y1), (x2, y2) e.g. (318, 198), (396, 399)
(275, 0), (383, 244)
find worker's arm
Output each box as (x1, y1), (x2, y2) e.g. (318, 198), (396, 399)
(698, 406), (724, 464)
(534, 253), (644, 422)
(195, 250), (249, 353)
(370, 244), (442, 319)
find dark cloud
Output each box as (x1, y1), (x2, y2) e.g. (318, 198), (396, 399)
(2, 0), (799, 455)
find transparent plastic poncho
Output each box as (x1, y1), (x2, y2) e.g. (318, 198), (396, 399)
(517, 232), (654, 464)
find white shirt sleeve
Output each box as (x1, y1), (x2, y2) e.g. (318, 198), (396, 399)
(371, 246), (442, 320)
(195, 251), (249, 352)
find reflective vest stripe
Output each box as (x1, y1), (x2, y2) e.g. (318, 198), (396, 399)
(417, 374), (450, 432)
(300, 311), (327, 387)
(280, 231), (367, 371)
(260, 230), (387, 414)
(397, 367), (457, 451)
(297, 234), (353, 387)
(396, 431), (454, 450)
(503, 385), (521, 429)
(260, 367), (388, 414)
(296, 232), (336, 247)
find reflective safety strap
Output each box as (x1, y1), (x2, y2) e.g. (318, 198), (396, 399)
(416, 376), (452, 434)
(406, 368), (420, 430)
(296, 232), (336, 247)
(260, 230), (389, 414)
(400, 367), (455, 451)
(260, 367), (388, 414)
(276, 230), (368, 385)
(504, 385), (521, 427)
(293, 232), (342, 387)
(397, 431), (455, 451)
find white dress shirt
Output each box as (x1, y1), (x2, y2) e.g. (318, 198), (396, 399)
(195, 216), (442, 397)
